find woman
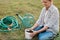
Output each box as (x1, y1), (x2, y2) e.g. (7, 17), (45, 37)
(27, 0), (59, 40)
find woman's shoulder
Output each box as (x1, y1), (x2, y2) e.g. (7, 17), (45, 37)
(49, 4), (59, 13)
(52, 5), (59, 11)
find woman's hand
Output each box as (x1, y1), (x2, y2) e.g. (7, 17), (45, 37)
(30, 31), (38, 37)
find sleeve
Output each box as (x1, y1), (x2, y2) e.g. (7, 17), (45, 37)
(44, 9), (59, 28)
(36, 8), (44, 25)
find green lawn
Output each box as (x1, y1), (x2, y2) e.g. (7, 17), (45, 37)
(0, 0), (60, 40)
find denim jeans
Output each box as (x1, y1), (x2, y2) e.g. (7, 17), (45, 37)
(34, 25), (55, 40)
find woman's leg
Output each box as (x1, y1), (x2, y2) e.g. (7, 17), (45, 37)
(33, 25), (55, 40)
(38, 31), (55, 40)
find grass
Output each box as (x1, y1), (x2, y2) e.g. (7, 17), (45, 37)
(0, 0), (60, 40)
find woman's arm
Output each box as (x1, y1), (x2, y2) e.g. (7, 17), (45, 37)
(31, 8), (45, 30)
(36, 26), (48, 33)
(31, 23), (39, 30)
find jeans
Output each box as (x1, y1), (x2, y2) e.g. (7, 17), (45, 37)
(34, 25), (55, 40)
